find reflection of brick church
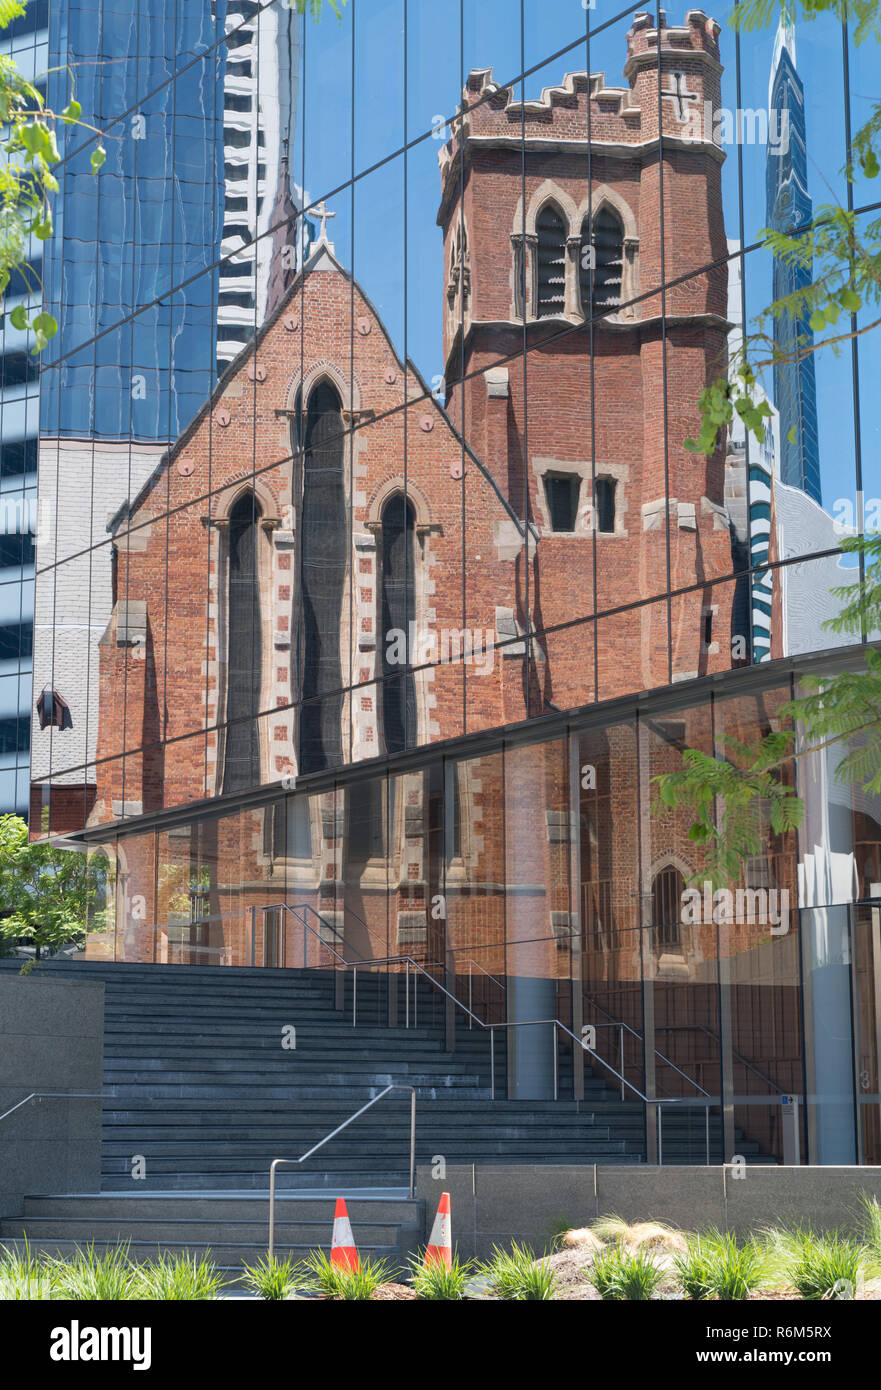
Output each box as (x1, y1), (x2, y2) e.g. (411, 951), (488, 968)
(85, 10), (799, 1106)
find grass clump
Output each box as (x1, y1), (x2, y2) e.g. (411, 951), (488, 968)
(859, 1192), (881, 1256)
(48, 1244), (136, 1301)
(0, 1239), (55, 1300)
(589, 1242), (664, 1301)
(240, 1252), (301, 1300)
(777, 1229), (870, 1300)
(674, 1231), (766, 1301)
(298, 1249), (393, 1300)
(672, 1235), (717, 1300)
(131, 1251), (222, 1300)
(590, 1215), (687, 1254)
(409, 1252), (473, 1300)
(477, 1242), (556, 1300)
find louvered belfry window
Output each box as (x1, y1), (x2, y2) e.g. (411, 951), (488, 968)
(595, 477), (616, 533)
(535, 204), (566, 317)
(222, 493), (262, 795)
(298, 381), (347, 775)
(585, 207), (624, 315)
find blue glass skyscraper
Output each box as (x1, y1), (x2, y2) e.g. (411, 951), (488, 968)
(40, 1), (229, 442)
(766, 21), (821, 504)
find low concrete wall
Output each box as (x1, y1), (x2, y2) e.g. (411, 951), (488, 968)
(0, 974), (104, 1218)
(416, 1164), (881, 1257)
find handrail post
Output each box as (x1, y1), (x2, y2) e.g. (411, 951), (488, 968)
(553, 1022), (558, 1102)
(353, 966), (357, 1028)
(250, 906), (255, 968)
(468, 962), (473, 1030)
(269, 1159), (279, 1258)
(490, 1029), (495, 1101)
(619, 1024), (625, 1102)
(409, 1088), (416, 1199)
(705, 1104), (710, 1165)
(658, 1104), (663, 1166)
(405, 960), (410, 1029)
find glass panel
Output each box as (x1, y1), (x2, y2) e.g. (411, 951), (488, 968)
(644, 697), (722, 1161)
(715, 682), (803, 1165)
(504, 735), (570, 1099)
(575, 720), (644, 1110)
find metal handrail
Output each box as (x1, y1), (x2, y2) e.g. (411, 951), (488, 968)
(657, 1022), (781, 1095)
(255, 902), (713, 1117)
(467, 957), (505, 1027)
(580, 989), (713, 1099)
(251, 902), (357, 970)
(268, 1084), (416, 1256)
(0, 1092), (105, 1126)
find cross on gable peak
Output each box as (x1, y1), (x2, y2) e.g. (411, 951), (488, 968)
(313, 200), (336, 246)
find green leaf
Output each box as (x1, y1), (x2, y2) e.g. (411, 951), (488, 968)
(0, 0), (26, 30)
(90, 145), (106, 173)
(9, 304), (27, 331)
(808, 308), (826, 332)
(839, 288), (861, 313)
(18, 121), (51, 161)
(31, 209), (53, 240)
(30, 311), (57, 351)
(61, 98), (82, 125)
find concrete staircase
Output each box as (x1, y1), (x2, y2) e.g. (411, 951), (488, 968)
(0, 959), (765, 1271)
(1, 1190), (425, 1275)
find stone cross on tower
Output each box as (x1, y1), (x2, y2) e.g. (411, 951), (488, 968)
(313, 200), (336, 247)
(661, 70), (699, 124)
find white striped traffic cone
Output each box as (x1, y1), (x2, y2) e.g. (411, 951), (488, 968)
(330, 1197), (360, 1272)
(424, 1191), (452, 1268)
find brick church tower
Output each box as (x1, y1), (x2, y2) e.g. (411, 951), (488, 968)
(439, 9), (734, 704)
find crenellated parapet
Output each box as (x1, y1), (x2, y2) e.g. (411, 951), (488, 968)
(439, 10), (724, 207)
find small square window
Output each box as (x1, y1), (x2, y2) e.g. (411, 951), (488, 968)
(595, 477), (616, 533)
(544, 474), (580, 532)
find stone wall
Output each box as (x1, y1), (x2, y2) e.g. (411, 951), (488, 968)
(417, 1162), (881, 1257)
(0, 972), (104, 1218)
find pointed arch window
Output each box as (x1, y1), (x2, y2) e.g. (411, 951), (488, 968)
(298, 380), (346, 775)
(535, 204), (566, 317)
(652, 865), (684, 952)
(582, 207), (624, 316)
(222, 493), (262, 795)
(380, 493), (417, 753)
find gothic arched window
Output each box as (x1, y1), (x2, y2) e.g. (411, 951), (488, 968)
(298, 380), (346, 775)
(222, 493), (262, 795)
(652, 865), (684, 952)
(535, 204), (566, 317)
(582, 207), (624, 316)
(380, 494), (417, 753)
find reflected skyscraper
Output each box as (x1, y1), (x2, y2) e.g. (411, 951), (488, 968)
(29, 0), (306, 830)
(0, 0), (47, 816)
(766, 19), (821, 503)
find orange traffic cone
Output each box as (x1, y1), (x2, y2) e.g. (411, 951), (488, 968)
(424, 1191), (452, 1268)
(330, 1197), (360, 1272)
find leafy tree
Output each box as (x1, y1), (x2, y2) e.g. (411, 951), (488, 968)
(661, 1), (881, 880)
(654, 535), (881, 886)
(0, 813), (108, 962)
(686, 0), (881, 457)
